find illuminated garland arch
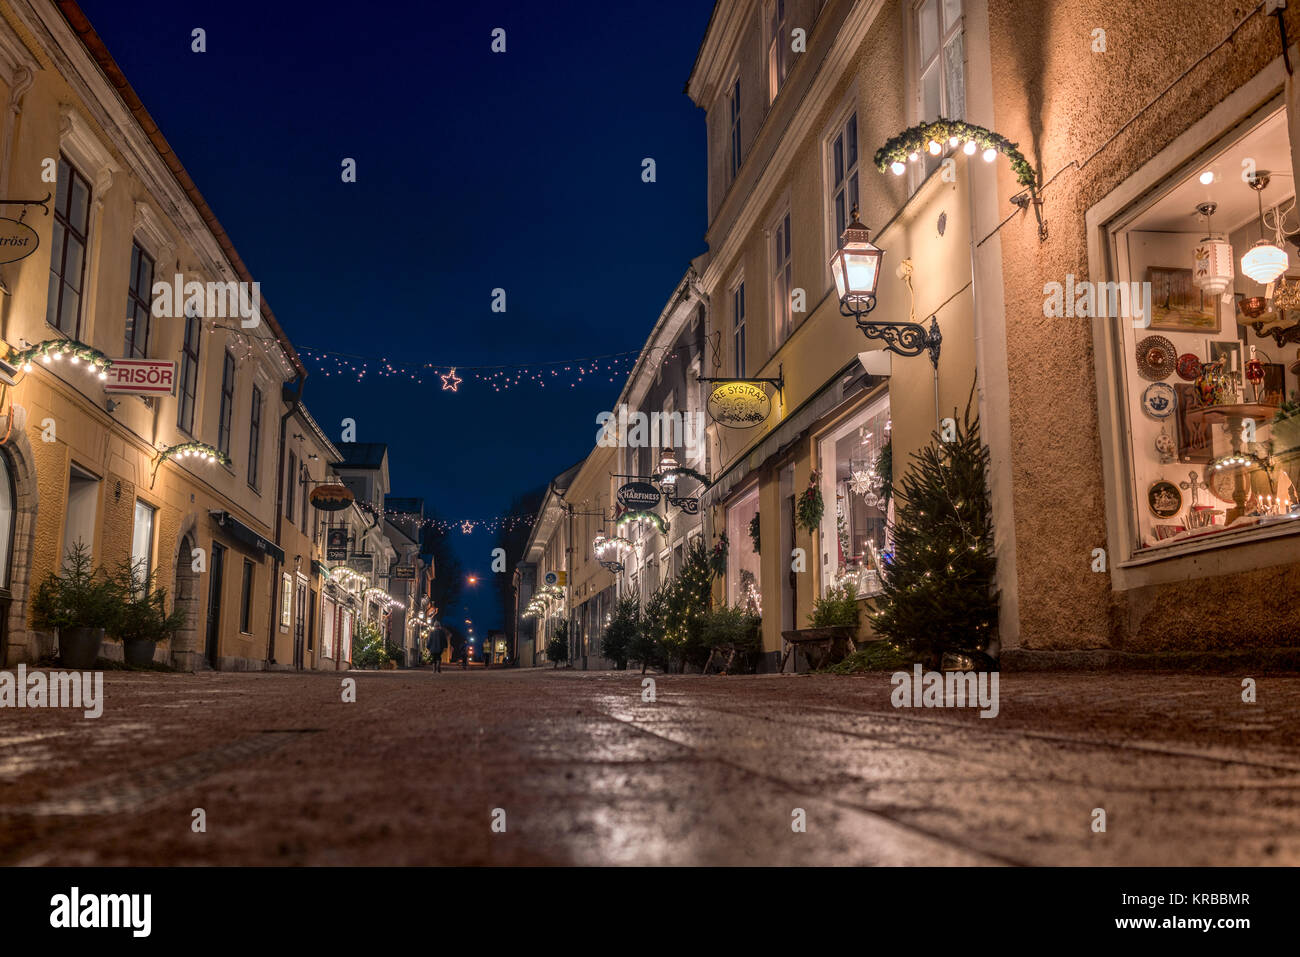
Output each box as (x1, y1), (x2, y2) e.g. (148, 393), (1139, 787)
(8, 338), (114, 377)
(873, 119), (1037, 190)
(617, 509), (669, 535)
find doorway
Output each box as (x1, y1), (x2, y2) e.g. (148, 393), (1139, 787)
(781, 465), (796, 635)
(205, 542), (226, 668)
(293, 576), (307, 669)
(172, 533), (201, 669)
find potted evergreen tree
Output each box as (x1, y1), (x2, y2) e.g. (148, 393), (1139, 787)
(546, 620), (569, 668)
(31, 543), (120, 669)
(111, 558), (188, 668)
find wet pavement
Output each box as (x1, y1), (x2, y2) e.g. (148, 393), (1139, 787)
(1, 667), (1297, 865)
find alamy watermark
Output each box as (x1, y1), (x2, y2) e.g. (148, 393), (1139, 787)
(1043, 274), (1152, 327)
(0, 665), (103, 719)
(151, 273), (261, 328)
(596, 403), (706, 457)
(890, 663), (999, 718)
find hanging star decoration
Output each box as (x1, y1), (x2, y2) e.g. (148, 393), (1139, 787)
(440, 367), (462, 392)
(461, 521), (475, 535)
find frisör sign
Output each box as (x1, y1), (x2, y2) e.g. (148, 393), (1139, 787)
(103, 359), (177, 395)
(707, 381), (771, 428)
(0, 218), (38, 265)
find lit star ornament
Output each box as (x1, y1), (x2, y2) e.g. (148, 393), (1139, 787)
(441, 367), (462, 392)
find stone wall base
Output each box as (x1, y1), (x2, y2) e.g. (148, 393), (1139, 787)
(1002, 647), (1300, 672)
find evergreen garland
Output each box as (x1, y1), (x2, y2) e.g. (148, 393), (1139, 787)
(869, 389), (997, 667)
(796, 470), (824, 534)
(874, 440), (893, 511)
(873, 119), (1037, 190)
(748, 513), (761, 554)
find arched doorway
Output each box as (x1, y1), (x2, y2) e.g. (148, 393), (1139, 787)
(171, 532), (202, 671)
(0, 449), (15, 665)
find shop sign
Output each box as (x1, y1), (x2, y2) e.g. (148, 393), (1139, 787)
(348, 555), (373, 574)
(0, 217), (38, 264)
(310, 483), (355, 512)
(103, 359), (177, 395)
(390, 564), (415, 581)
(617, 481), (661, 510)
(707, 381), (771, 428)
(326, 527), (349, 561)
(543, 570), (567, 587)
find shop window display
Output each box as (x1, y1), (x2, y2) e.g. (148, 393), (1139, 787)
(1110, 107), (1300, 553)
(818, 392), (891, 596)
(725, 485), (761, 614)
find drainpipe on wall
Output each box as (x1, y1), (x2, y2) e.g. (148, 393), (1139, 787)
(267, 373), (306, 665)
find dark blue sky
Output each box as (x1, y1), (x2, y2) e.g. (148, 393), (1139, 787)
(77, 0), (712, 631)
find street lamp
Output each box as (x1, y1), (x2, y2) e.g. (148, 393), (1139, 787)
(831, 205), (941, 367)
(657, 448), (679, 486)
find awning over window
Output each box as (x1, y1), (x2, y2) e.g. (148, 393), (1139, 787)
(209, 510), (285, 563)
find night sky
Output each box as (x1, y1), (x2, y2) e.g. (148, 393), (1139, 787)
(76, 0), (712, 631)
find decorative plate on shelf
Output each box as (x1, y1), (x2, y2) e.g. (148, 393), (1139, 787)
(1176, 353), (1202, 381)
(1136, 335), (1177, 380)
(1141, 382), (1176, 419)
(1147, 479), (1183, 518)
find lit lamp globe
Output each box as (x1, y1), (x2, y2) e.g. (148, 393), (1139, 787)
(829, 207), (885, 313)
(658, 447), (679, 485)
(1241, 240), (1289, 285)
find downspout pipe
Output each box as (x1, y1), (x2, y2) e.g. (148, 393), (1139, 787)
(267, 372), (307, 665)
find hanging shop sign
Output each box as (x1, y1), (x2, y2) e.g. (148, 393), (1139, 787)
(616, 481), (662, 510)
(326, 527), (349, 561)
(706, 381), (772, 429)
(103, 359), (176, 395)
(390, 564), (415, 581)
(667, 493), (700, 515)
(310, 483), (355, 512)
(0, 217), (38, 265)
(348, 555), (373, 574)
(543, 570), (567, 587)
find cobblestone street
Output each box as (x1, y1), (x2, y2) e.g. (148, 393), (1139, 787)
(2, 667), (1297, 866)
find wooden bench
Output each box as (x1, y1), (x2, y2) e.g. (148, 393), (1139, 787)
(779, 627), (856, 673)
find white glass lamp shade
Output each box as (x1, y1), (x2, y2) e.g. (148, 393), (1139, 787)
(1192, 237), (1234, 296)
(830, 228), (884, 305)
(1241, 240), (1289, 284)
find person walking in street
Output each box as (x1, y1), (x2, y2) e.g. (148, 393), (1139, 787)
(427, 623), (445, 673)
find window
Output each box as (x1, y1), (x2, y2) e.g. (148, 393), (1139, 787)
(63, 465), (99, 562)
(321, 595), (336, 659)
(732, 280), (747, 378)
(239, 559), (254, 634)
(728, 76), (742, 181)
(280, 571), (293, 629)
(767, 0), (790, 102)
(818, 392), (891, 597)
(829, 111), (860, 242)
(1104, 107), (1300, 556)
(217, 350), (236, 458)
(726, 486), (761, 613)
(177, 310), (201, 433)
(286, 451), (297, 520)
(248, 385), (262, 489)
(0, 453), (14, 589)
(772, 211), (793, 345)
(915, 0), (965, 176)
(124, 242), (154, 359)
(46, 156), (92, 337)
(341, 609), (353, 664)
(131, 500), (156, 584)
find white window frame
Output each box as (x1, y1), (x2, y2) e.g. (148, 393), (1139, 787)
(280, 571), (293, 630)
(730, 273), (747, 379)
(909, 0), (965, 190)
(726, 68), (742, 183)
(770, 203), (793, 348)
(131, 499), (156, 584)
(822, 96), (861, 270)
(766, 0), (791, 104)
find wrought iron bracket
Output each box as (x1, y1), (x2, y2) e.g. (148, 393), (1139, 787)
(697, 364), (784, 399)
(1011, 186), (1047, 241)
(841, 297), (942, 368)
(0, 192), (51, 216)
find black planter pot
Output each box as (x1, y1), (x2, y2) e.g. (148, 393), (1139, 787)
(59, 626), (105, 669)
(123, 638), (157, 668)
